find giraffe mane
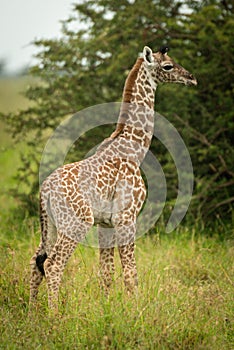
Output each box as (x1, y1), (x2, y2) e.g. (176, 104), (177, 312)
(96, 58), (145, 154)
(109, 58), (144, 139)
(123, 57), (144, 103)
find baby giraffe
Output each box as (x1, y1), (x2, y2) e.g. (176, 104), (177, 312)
(30, 46), (197, 311)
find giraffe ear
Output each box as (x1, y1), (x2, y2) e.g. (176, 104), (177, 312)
(143, 46), (154, 64)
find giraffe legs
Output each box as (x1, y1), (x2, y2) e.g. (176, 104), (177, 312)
(30, 215), (92, 312)
(98, 226), (116, 294)
(29, 218), (57, 307)
(43, 233), (77, 312)
(98, 221), (138, 294)
(115, 221), (138, 293)
(99, 247), (115, 294)
(30, 214), (138, 312)
(29, 242), (45, 306)
(118, 242), (138, 293)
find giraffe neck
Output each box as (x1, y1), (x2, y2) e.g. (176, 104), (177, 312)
(115, 58), (157, 163)
(96, 58), (157, 165)
(123, 58), (157, 108)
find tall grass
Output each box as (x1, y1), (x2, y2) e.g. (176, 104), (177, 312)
(0, 217), (233, 349)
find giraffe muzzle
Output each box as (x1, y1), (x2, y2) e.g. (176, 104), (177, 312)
(186, 73), (197, 86)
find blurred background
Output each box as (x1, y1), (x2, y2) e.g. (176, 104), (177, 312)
(0, 0), (74, 213)
(0, 0), (72, 74)
(0, 0), (233, 232)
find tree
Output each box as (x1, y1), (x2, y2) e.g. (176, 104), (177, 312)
(167, 0), (234, 222)
(1, 0), (233, 225)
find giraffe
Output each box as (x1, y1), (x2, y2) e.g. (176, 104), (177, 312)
(29, 46), (197, 311)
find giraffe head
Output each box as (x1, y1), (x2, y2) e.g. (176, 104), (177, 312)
(142, 46), (197, 86)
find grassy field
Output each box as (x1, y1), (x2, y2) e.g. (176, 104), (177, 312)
(0, 76), (34, 215)
(0, 78), (233, 349)
(0, 220), (233, 349)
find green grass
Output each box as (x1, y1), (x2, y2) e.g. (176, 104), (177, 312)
(0, 76), (34, 214)
(0, 219), (233, 349)
(0, 76), (33, 113)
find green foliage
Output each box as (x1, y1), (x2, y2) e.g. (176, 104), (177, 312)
(1, 0), (233, 223)
(0, 218), (233, 349)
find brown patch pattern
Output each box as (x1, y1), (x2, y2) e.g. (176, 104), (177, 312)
(29, 47), (196, 311)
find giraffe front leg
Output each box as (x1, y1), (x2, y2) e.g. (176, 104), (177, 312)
(99, 247), (115, 294)
(98, 226), (116, 295)
(118, 242), (138, 293)
(115, 221), (138, 293)
(44, 233), (77, 312)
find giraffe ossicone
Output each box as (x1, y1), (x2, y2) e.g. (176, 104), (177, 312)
(30, 46), (197, 311)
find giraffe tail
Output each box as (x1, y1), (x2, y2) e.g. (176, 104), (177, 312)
(34, 190), (49, 275)
(36, 252), (48, 275)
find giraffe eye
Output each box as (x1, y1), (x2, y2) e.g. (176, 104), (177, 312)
(162, 65), (174, 71)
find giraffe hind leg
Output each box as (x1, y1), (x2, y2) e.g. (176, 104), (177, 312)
(29, 204), (54, 306)
(30, 215), (58, 302)
(44, 218), (93, 312)
(35, 216), (57, 276)
(29, 243), (46, 306)
(44, 233), (78, 312)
